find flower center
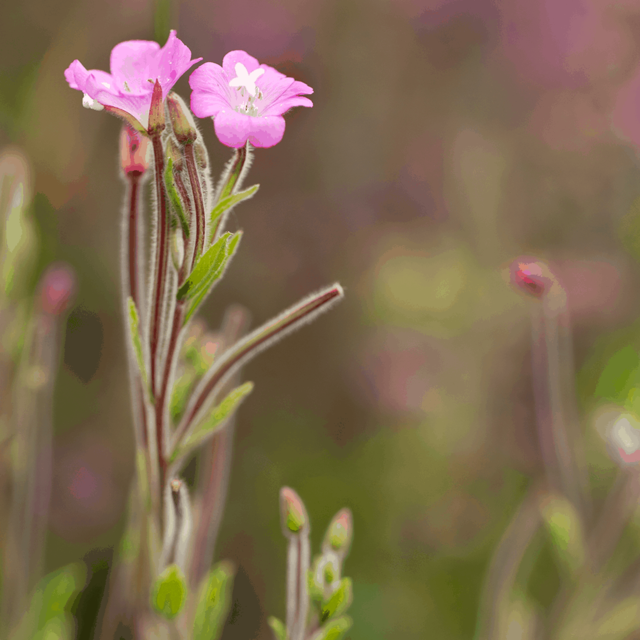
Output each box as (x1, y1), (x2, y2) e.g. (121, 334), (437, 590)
(229, 63), (265, 117)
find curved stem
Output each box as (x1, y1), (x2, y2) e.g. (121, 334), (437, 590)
(173, 284), (343, 450)
(184, 143), (205, 265)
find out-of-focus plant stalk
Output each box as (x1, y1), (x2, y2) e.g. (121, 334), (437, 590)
(1, 264), (76, 635)
(190, 305), (250, 587)
(474, 482), (542, 640)
(512, 259), (591, 524)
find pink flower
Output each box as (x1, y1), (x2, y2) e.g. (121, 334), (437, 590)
(189, 50), (313, 148)
(64, 30), (201, 130)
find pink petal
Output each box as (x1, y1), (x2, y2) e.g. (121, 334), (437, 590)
(189, 62), (233, 118)
(222, 50), (261, 76)
(110, 39), (161, 95)
(156, 30), (202, 95)
(213, 110), (286, 148)
(258, 73), (313, 116)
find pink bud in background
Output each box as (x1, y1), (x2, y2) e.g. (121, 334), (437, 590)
(40, 263), (76, 316)
(510, 259), (548, 299)
(119, 124), (150, 176)
(280, 486), (309, 535)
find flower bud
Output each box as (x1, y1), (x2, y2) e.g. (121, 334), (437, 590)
(510, 259), (547, 299)
(280, 487), (309, 535)
(194, 140), (208, 169)
(167, 93), (198, 145)
(119, 124), (150, 176)
(39, 263), (76, 316)
(322, 508), (353, 557)
(148, 79), (166, 136)
(165, 137), (184, 172)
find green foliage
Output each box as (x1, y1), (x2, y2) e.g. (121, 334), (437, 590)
(151, 564), (187, 620)
(171, 382), (254, 462)
(177, 231), (242, 323)
(127, 297), (151, 400)
(164, 158), (190, 238)
(192, 561), (235, 640)
(208, 184), (259, 242)
(9, 563), (86, 640)
(321, 578), (353, 623)
(309, 616), (353, 640)
(539, 495), (585, 579)
(595, 346), (640, 405)
(267, 616), (288, 640)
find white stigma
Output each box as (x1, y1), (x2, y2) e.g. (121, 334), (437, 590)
(82, 93), (104, 111)
(229, 62), (264, 98)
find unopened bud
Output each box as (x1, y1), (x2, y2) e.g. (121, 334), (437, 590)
(511, 259), (547, 299)
(194, 139), (208, 169)
(280, 487), (309, 535)
(166, 137), (184, 171)
(148, 80), (166, 136)
(119, 124), (150, 176)
(170, 228), (184, 272)
(322, 508), (353, 557)
(40, 263), (76, 316)
(167, 93), (198, 145)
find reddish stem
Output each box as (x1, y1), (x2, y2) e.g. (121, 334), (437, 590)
(184, 143), (205, 268)
(150, 133), (170, 476)
(175, 286), (342, 445)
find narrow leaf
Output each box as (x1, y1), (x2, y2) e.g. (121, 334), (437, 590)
(151, 564), (187, 620)
(171, 382), (253, 463)
(208, 184), (259, 242)
(321, 578), (353, 623)
(164, 157), (190, 238)
(183, 232), (242, 324)
(309, 616), (353, 640)
(127, 297), (151, 400)
(267, 616), (288, 640)
(177, 232), (231, 302)
(192, 561), (235, 640)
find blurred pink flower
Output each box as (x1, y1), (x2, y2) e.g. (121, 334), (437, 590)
(64, 30), (201, 130)
(499, 0), (633, 90)
(189, 50), (313, 148)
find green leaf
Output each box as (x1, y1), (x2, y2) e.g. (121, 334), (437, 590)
(151, 564), (187, 620)
(539, 494), (585, 579)
(172, 382), (253, 463)
(192, 561), (235, 640)
(181, 231), (242, 323)
(309, 616), (353, 640)
(127, 297), (152, 401)
(208, 184), (259, 242)
(321, 578), (353, 623)
(164, 157), (190, 238)
(177, 233), (230, 302)
(267, 616), (288, 640)
(37, 563), (86, 629)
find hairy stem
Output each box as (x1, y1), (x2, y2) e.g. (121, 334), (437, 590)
(173, 284), (343, 450)
(150, 133), (170, 481)
(190, 305), (250, 587)
(184, 143), (205, 266)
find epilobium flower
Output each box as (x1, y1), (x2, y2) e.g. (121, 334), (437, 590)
(64, 30), (201, 131)
(189, 50), (313, 148)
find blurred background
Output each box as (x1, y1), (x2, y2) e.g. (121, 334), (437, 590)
(5, 0), (640, 637)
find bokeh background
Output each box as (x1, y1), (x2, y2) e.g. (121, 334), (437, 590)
(5, 0), (640, 638)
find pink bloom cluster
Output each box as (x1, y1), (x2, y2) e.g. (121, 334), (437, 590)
(64, 33), (313, 148)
